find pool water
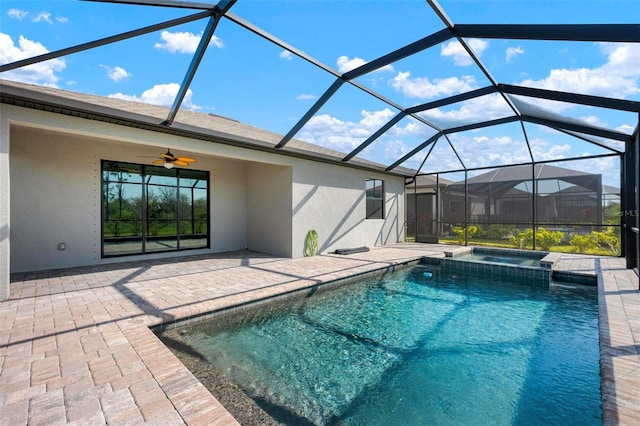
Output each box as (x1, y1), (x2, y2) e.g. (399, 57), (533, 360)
(457, 253), (542, 267)
(176, 265), (600, 425)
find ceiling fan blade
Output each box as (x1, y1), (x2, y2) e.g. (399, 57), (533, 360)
(173, 160), (190, 167)
(152, 159), (165, 165)
(176, 156), (197, 163)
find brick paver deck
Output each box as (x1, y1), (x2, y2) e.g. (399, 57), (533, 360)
(1, 244), (638, 425)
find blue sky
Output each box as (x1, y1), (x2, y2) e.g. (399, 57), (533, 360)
(1, 0), (639, 186)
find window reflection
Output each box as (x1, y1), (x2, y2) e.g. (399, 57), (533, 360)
(101, 161), (209, 256)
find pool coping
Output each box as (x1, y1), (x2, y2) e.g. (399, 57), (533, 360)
(1, 244), (638, 425)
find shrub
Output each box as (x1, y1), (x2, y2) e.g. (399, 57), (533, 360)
(510, 228), (563, 250)
(486, 224), (515, 239)
(594, 230), (620, 255)
(536, 228), (564, 250)
(570, 230), (620, 255)
(570, 233), (599, 253)
(510, 229), (533, 249)
(452, 225), (478, 244)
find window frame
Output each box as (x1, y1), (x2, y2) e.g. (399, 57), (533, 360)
(101, 160), (210, 258)
(366, 178), (385, 220)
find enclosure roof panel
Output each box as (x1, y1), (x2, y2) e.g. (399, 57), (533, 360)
(0, 0), (637, 177)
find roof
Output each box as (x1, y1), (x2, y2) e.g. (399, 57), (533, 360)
(465, 164), (597, 185)
(1, 0), (638, 178)
(0, 79), (413, 176)
(443, 163), (603, 196)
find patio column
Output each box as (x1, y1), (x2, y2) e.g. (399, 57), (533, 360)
(0, 107), (9, 301)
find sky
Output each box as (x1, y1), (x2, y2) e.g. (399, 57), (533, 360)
(1, 0), (639, 187)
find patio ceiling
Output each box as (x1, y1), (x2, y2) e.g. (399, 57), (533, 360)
(1, 0), (639, 177)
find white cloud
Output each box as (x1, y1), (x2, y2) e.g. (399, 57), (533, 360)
(154, 30), (223, 54)
(419, 93), (513, 127)
(101, 65), (132, 82)
(280, 50), (293, 60)
(336, 55), (394, 74)
(0, 33), (65, 86)
(32, 12), (52, 23)
(390, 71), (477, 99)
(297, 109), (430, 162)
(506, 46), (524, 63)
(529, 139), (572, 161)
(615, 124), (635, 134)
(8, 10), (68, 24)
(7, 9), (28, 20)
(519, 43), (640, 100)
(384, 139), (412, 160)
(298, 108), (397, 152)
(389, 118), (426, 137)
(108, 83), (201, 110)
(297, 93), (316, 100)
(443, 133), (531, 168)
(441, 39), (488, 66)
(579, 115), (607, 128)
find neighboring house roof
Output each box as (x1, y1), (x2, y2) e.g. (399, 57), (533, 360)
(603, 185), (621, 195)
(411, 174), (455, 187)
(0, 79), (415, 177)
(464, 164), (597, 184)
(435, 164), (603, 198)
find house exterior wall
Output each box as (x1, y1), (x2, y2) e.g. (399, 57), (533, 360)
(291, 162), (405, 257)
(2, 104), (405, 291)
(9, 126), (251, 272)
(247, 162), (293, 257)
(0, 106), (9, 301)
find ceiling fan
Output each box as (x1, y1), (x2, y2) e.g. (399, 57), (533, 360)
(150, 149), (197, 169)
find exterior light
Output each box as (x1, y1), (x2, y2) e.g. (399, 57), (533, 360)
(163, 161), (174, 169)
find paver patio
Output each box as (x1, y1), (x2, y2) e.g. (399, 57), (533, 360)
(1, 244), (638, 425)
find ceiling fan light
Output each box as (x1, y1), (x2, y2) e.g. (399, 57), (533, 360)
(163, 161), (174, 169)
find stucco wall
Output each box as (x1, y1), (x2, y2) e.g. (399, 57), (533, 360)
(9, 126), (250, 272)
(291, 162), (404, 257)
(0, 106), (10, 300)
(247, 163), (292, 257)
(4, 104), (405, 277)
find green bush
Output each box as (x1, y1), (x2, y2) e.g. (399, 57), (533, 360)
(569, 233), (598, 253)
(510, 228), (563, 250)
(570, 230), (620, 255)
(452, 225), (478, 244)
(486, 224), (515, 239)
(594, 230), (620, 255)
(510, 229), (533, 249)
(536, 228), (564, 250)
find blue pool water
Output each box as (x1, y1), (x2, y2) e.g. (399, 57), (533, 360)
(457, 253), (543, 267)
(177, 265), (600, 425)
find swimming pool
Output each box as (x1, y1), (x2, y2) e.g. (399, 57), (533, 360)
(457, 253), (542, 267)
(160, 264), (600, 425)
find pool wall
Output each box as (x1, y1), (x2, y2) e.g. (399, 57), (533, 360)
(424, 247), (553, 286)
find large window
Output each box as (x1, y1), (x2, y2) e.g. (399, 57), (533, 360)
(366, 178), (384, 219)
(102, 161), (209, 257)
